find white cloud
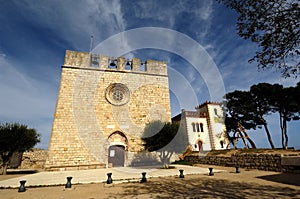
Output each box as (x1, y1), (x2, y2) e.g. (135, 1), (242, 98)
(0, 55), (57, 148)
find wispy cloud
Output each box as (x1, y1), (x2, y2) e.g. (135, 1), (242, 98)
(1, 1), (298, 149)
(0, 55), (56, 148)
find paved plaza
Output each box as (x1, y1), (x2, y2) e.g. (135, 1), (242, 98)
(0, 165), (218, 188)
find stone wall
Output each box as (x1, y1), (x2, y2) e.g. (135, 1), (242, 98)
(19, 149), (48, 170)
(185, 153), (300, 173)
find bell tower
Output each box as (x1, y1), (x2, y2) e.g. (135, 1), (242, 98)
(45, 50), (171, 170)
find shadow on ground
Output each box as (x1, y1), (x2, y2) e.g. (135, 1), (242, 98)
(7, 169), (38, 175)
(256, 173), (300, 186)
(107, 174), (300, 199)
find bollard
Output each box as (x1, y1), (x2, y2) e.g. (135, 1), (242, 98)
(107, 173), (113, 184)
(18, 180), (26, 192)
(141, 172), (147, 183)
(208, 168), (214, 176)
(65, 176), (72, 188)
(179, 169), (184, 178)
(235, 165), (240, 173)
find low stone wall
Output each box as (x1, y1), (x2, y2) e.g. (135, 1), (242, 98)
(185, 153), (300, 173)
(19, 148), (48, 170)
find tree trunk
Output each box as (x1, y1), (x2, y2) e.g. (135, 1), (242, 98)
(239, 131), (249, 149)
(279, 112), (285, 148)
(0, 163), (8, 175)
(0, 152), (13, 175)
(263, 123), (275, 149)
(283, 117), (288, 149)
(159, 151), (172, 169)
(242, 131), (256, 149)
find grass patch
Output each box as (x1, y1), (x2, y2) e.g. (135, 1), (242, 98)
(171, 160), (193, 166)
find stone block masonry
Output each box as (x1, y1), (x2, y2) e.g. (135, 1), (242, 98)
(45, 50), (171, 170)
(185, 153), (300, 173)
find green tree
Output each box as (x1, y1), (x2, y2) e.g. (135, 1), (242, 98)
(250, 83), (277, 149)
(224, 82), (300, 149)
(142, 121), (188, 168)
(218, 0), (300, 77)
(223, 90), (257, 149)
(270, 85), (300, 149)
(0, 123), (40, 175)
(224, 86), (280, 149)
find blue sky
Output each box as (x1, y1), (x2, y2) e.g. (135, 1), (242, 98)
(0, 0), (299, 149)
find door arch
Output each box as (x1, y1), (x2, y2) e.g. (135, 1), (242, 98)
(108, 131), (128, 167)
(197, 140), (203, 152)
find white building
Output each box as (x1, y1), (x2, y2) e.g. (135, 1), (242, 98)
(172, 101), (229, 151)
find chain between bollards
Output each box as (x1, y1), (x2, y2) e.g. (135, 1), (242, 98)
(18, 180), (26, 192)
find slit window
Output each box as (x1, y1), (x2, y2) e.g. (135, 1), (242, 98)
(192, 123), (196, 132)
(196, 123), (200, 132)
(200, 123), (204, 132)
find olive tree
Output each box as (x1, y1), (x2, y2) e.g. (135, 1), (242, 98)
(0, 123), (40, 175)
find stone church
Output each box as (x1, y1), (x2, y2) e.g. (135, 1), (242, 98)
(45, 50), (171, 170)
(45, 50), (228, 171)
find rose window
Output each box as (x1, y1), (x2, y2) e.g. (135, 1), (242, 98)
(105, 83), (130, 106)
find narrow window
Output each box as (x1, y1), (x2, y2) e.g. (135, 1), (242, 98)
(196, 123), (200, 132)
(200, 123), (204, 132)
(192, 123), (196, 132)
(214, 108), (218, 115)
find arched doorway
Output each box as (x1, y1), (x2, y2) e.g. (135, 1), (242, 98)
(108, 131), (128, 167)
(197, 140), (203, 152)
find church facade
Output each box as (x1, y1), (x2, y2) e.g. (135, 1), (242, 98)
(45, 50), (171, 170)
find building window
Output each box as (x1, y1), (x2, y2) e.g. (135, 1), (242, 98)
(108, 58), (118, 69)
(196, 123), (200, 132)
(124, 60), (132, 70)
(200, 123), (204, 132)
(192, 123), (196, 132)
(90, 55), (100, 67)
(140, 62), (146, 71)
(194, 144), (198, 148)
(214, 108), (218, 115)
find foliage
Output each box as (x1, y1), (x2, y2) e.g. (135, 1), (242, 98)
(142, 121), (188, 168)
(171, 159), (193, 166)
(223, 90), (259, 149)
(218, 0), (300, 77)
(223, 82), (300, 149)
(0, 123), (40, 175)
(269, 84), (300, 148)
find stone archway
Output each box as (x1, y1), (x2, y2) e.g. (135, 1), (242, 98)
(108, 131), (128, 167)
